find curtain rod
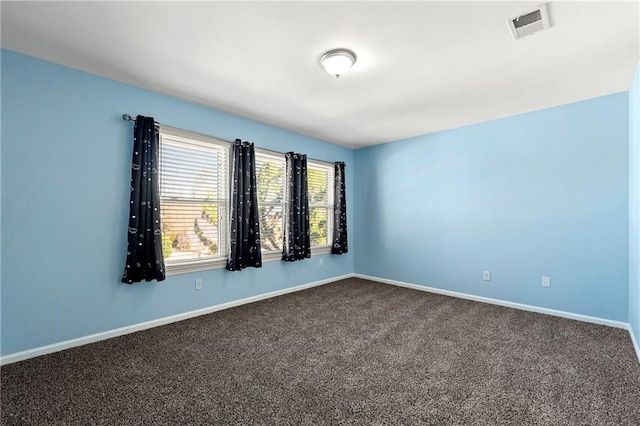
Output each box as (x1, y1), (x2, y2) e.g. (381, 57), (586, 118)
(121, 114), (336, 164)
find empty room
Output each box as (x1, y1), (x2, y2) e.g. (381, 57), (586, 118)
(1, 1), (639, 424)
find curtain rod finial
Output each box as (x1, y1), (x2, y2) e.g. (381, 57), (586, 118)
(122, 114), (134, 122)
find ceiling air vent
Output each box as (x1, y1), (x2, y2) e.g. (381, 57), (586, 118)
(508, 3), (551, 40)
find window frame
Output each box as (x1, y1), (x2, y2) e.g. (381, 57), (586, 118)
(158, 126), (231, 275)
(254, 152), (335, 258)
(254, 149), (287, 261)
(307, 159), (334, 255)
(157, 126), (337, 274)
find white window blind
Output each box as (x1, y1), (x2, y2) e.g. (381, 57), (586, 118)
(308, 160), (334, 249)
(159, 126), (229, 274)
(255, 150), (286, 254)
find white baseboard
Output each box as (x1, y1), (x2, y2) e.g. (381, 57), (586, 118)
(4, 273), (636, 366)
(630, 326), (640, 364)
(0, 273), (355, 366)
(354, 273), (629, 330)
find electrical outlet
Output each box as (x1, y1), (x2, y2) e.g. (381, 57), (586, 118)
(319, 258), (324, 268)
(542, 276), (550, 288)
(195, 278), (203, 290)
(482, 271), (491, 281)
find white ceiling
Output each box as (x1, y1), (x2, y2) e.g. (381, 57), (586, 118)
(2, 1), (639, 149)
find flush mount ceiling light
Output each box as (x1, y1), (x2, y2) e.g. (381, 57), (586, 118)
(320, 49), (357, 79)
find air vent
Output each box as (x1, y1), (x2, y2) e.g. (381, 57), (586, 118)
(508, 3), (551, 40)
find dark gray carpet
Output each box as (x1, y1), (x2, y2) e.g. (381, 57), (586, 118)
(2, 278), (639, 425)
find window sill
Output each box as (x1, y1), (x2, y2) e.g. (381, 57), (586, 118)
(262, 251), (283, 262)
(311, 245), (332, 255)
(165, 245), (334, 276)
(165, 258), (227, 276)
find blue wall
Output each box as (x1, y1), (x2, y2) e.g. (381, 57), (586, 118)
(630, 62), (640, 343)
(0, 50), (354, 356)
(354, 94), (629, 321)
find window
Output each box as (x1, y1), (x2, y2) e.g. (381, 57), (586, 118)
(159, 127), (229, 274)
(255, 150), (286, 257)
(307, 160), (334, 251)
(255, 153), (335, 255)
(158, 127), (335, 273)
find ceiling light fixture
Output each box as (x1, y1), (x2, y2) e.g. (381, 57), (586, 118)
(320, 49), (357, 79)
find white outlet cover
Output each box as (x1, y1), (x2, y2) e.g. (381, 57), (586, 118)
(195, 279), (203, 290)
(542, 277), (551, 287)
(483, 271), (491, 281)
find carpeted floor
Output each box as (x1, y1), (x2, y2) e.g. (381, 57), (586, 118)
(2, 277), (639, 425)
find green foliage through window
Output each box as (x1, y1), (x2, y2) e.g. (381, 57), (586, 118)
(256, 157), (285, 251)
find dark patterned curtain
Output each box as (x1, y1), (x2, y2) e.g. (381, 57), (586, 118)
(122, 116), (165, 284)
(227, 140), (262, 271)
(282, 152), (311, 261)
(331, 162), (348, 254)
